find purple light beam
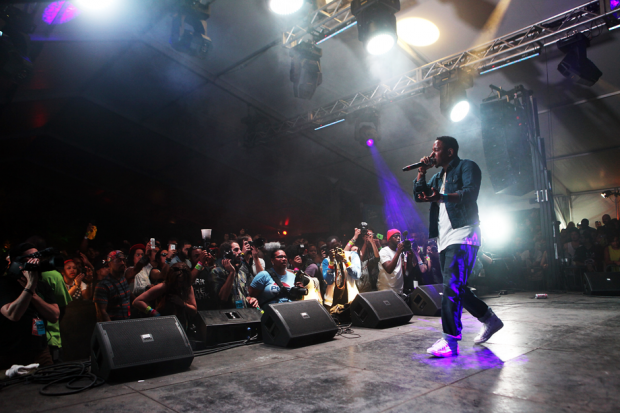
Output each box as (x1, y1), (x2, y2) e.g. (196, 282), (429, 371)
(368, 144), (426, 234)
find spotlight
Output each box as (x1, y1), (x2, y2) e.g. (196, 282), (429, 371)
(270, 0), (304, 15)
(601, 190), (620, 198)
(352, 107), (381, 147)
(351, 0), (400, 55)
(556, 33), (602, 87)
(75, 0), (117, 10)
(290, 42), (322, 100)
(397, 17), (439, 47)
(480, 211), (514, 247)
(433, 69), (473, 123)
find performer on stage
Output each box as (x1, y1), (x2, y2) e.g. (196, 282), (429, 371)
(414, 136), (504, 357)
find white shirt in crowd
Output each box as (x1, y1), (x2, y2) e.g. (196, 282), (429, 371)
(377, 246), (404, 294)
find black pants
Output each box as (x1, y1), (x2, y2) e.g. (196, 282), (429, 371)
(440, 244), (489, 340)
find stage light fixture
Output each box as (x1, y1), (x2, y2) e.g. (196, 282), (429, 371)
(433, 69), (473, 123)
(397, 17), (439, 47)
(352, 107), (381, 147)
(556, 33), (602, 87)
(352, 0), (400, 55)
(270, 0), (304, 15)
(290, 42), (322, 100)
(601, 190), (620, 198)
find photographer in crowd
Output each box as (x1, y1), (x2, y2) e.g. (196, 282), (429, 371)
(344, 226), (381, 293)
(210, 241), (254, 309)
(1, 243), (60, 369)
(377, 230), (405, 295)
(248, 249), (304, 308)
(322, 236), (361, 308)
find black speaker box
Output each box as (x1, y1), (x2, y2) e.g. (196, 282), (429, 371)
(350, 290), (413, 328)
(91, 316), (194, 381)
(481, 98), (534, 196)
(195, 308), (262, 346)
(584, 272), (620, 295)
(410, 284), (443, 316)
(261, 300), (338, 347)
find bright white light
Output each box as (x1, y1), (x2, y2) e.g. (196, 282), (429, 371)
(397, 18), (440, 47)
(75, 0), (117, 10)
(366, 34), (395, 55)
(450, 100), (470, 122)
(270, 0), (304, 15)
(480, 212), (514, 246)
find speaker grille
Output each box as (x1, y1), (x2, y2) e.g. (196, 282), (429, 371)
(481, 99), (534, 196)
(100, 317), (192, 368)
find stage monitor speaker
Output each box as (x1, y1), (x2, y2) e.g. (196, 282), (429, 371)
(410, 284), (443, 316)
(350, 290), (413, 328)
(481, 98), (534, 196)
(583, 272), (620, 295)
(91, 316), (194, 381)
(261, 300), (338, 347)
(196, 308), (262, 346)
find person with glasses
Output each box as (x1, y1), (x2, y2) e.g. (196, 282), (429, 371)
(94, 251), (131, 322)
(247, 250), (297, 308)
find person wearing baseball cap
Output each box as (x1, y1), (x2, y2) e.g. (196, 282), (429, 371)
(377, 229), (406, 295)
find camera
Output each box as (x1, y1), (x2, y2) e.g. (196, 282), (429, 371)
(287, 286), (308, 300)
(402, 237), (418, 253)
(223, 249), (235, 260)
(6, 248), (61, 280)
(402, 239), (412, 253)
(298, 243), (307, 257)
(248, 237), (265, 249)
(360, 222), (368, 236)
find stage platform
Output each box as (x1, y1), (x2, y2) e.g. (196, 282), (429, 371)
(2, 292), (620, 413)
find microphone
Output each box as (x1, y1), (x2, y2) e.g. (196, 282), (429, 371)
(402, 230), (408, 240)
(402, 156), (435, 172)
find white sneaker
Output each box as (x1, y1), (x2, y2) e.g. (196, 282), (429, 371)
(427, 338), (459, 357)
(474, 314), (504, 344)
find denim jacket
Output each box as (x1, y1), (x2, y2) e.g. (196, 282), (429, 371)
(413, 156), (481, 239)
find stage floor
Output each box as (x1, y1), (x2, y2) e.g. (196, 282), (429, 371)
(2, 292), (620, 413)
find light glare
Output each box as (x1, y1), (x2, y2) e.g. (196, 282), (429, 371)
(366, 139), (374, 147)
(450, 100), (470, 122)
(480, 212), (514, 246)
(366, 34), (395, 55)
(270, 0), (304, 15)
(75, 0), (117, 10)
(397, 18), (440, 47)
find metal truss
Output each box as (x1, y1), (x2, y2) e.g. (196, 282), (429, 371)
(282, 0), (355, 47)
(261, 0), (615, 140)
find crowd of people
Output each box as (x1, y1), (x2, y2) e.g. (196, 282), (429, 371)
(2, 212), (618, 370)
(0, 223), (445, 370)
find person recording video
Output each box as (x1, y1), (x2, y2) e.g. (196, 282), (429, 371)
(0, 243), (60, 369)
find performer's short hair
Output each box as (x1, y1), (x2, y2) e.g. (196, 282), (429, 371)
(436, 136), (459, 155)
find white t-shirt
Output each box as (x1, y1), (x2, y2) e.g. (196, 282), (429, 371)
(377, 247), (404, 294)
(133, 264), (153, 296)
(436, 174), (481, 252)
